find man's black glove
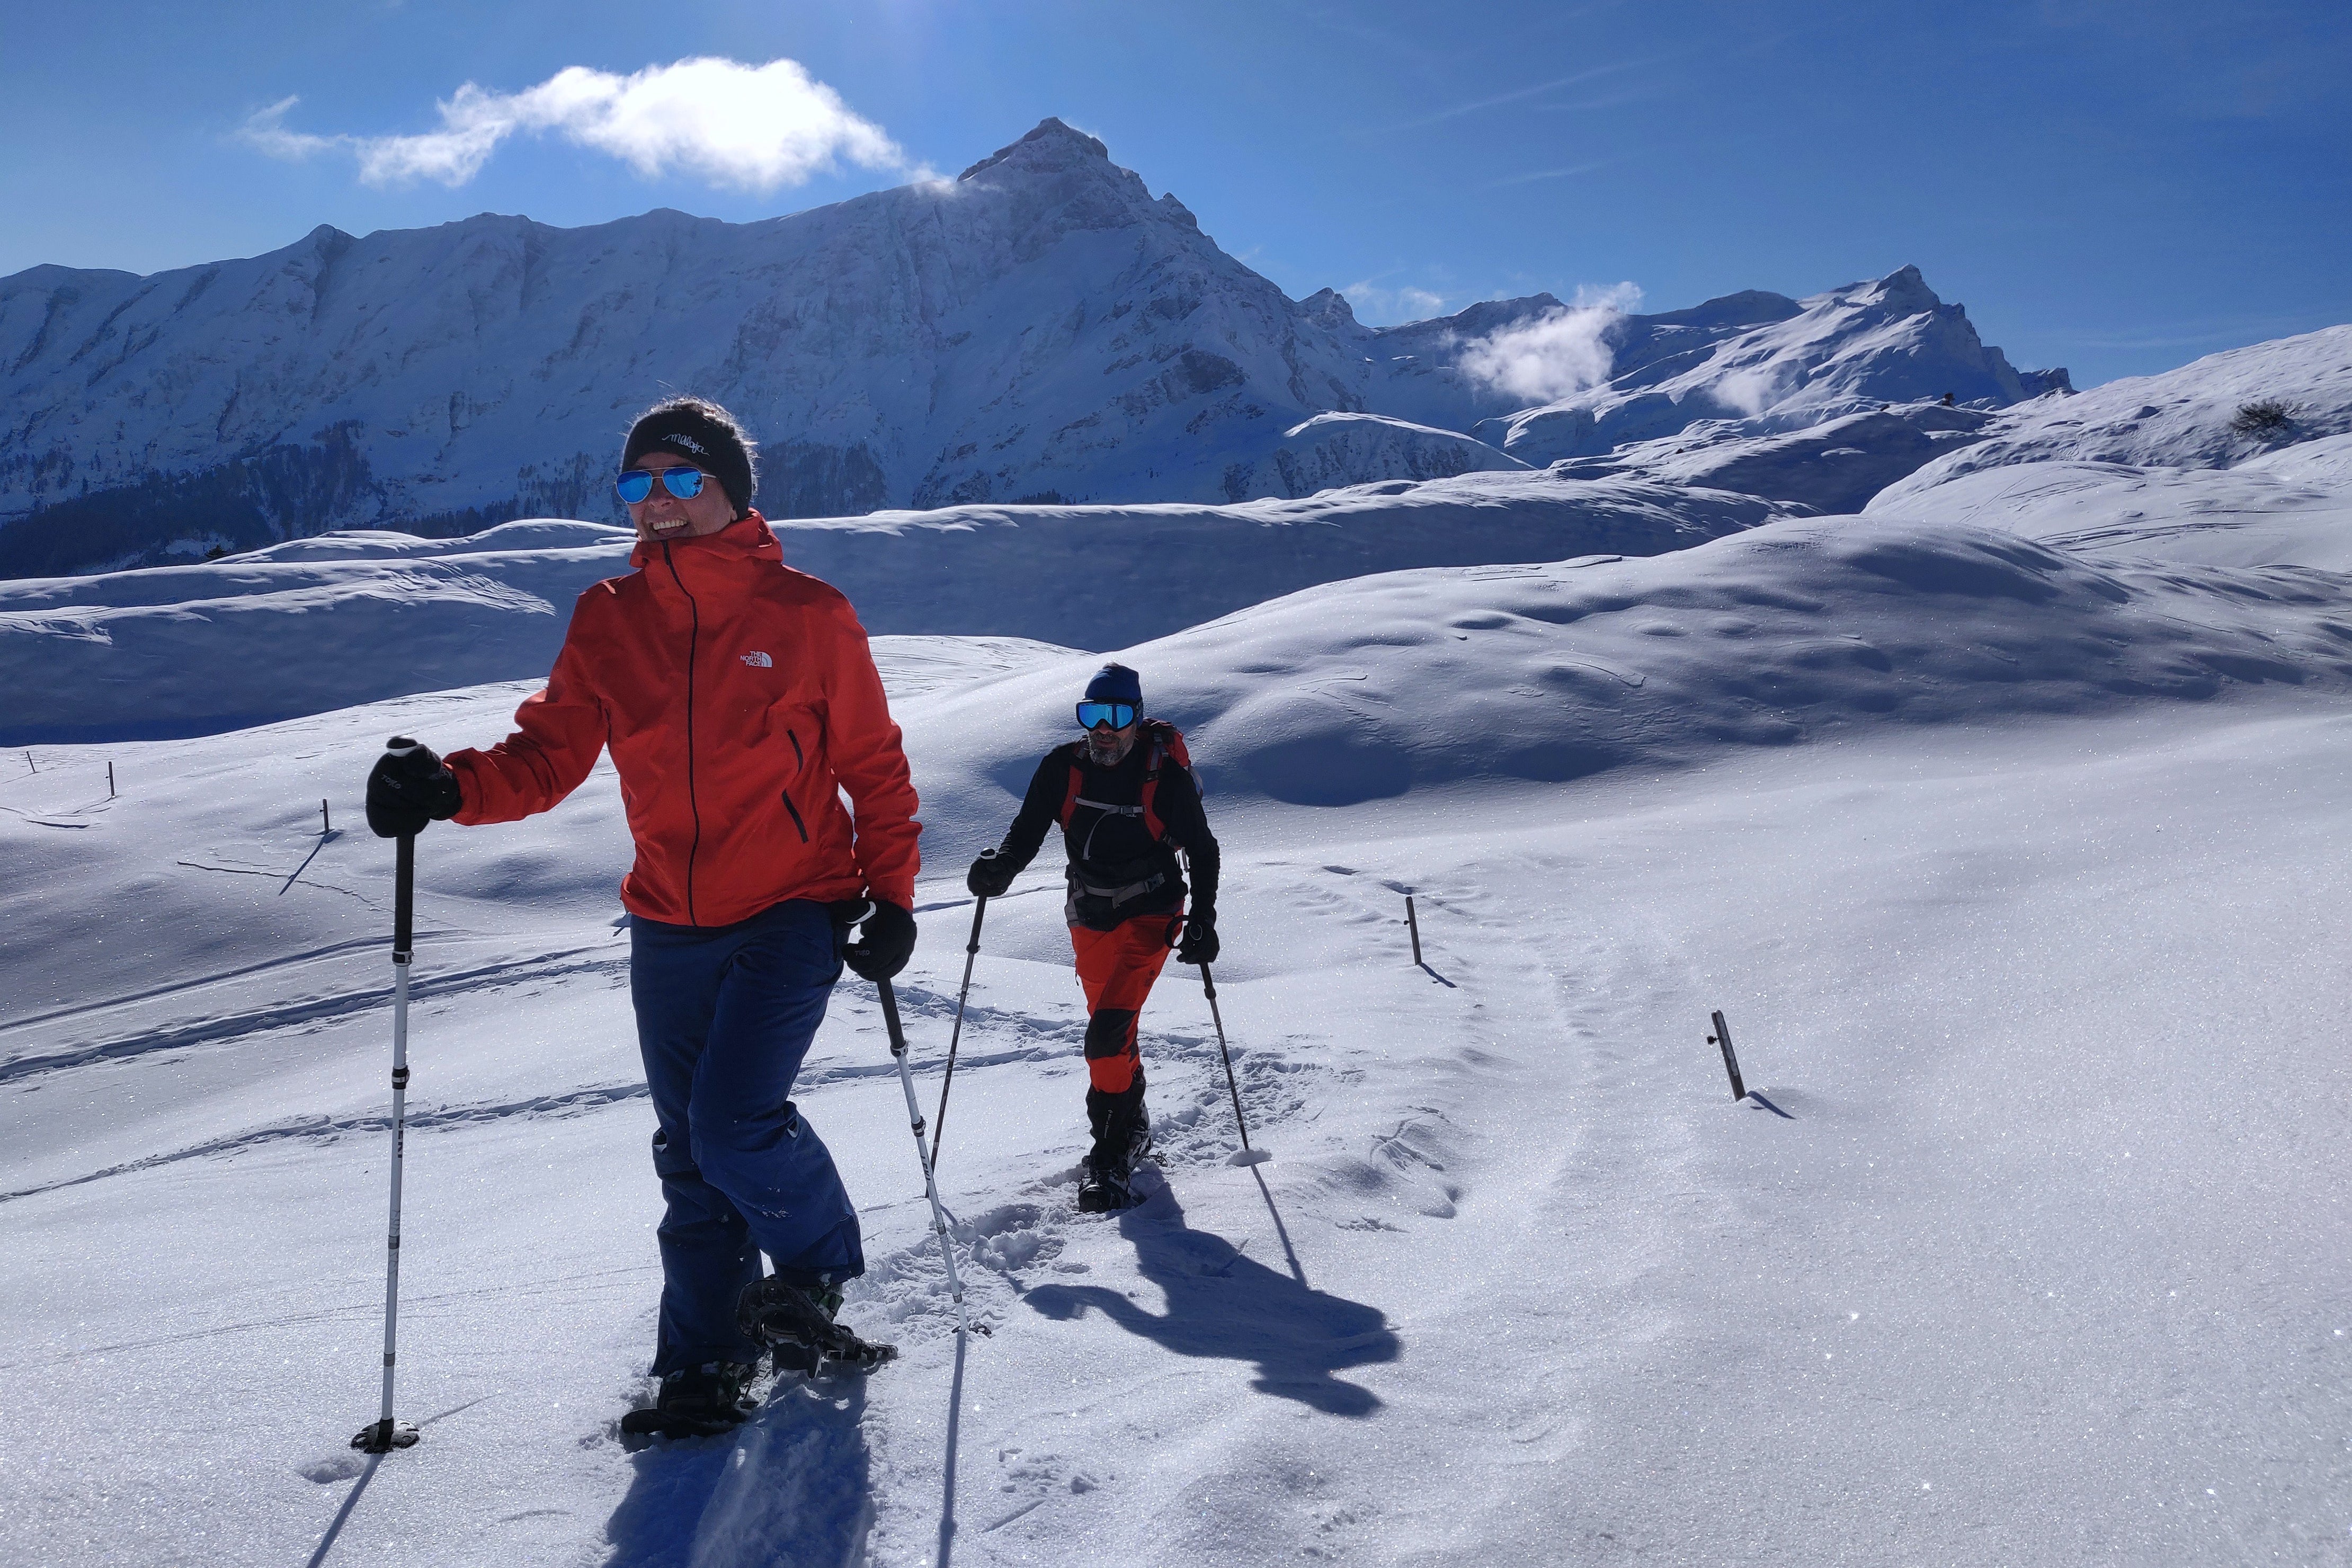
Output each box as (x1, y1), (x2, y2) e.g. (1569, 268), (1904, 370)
(1175, 908), (1218, 967)
(366, 736), (462, 839)
(843, 899), (916, 982)
(967, 849), (1016, 899)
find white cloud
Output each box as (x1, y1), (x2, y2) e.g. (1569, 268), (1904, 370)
(1710, 364), (1790, 418)
(1458, 282), (1644, 405)
(241, 57), (907, 192)
(1342, 281), (1451, 325)
(238, 96), (340, 162)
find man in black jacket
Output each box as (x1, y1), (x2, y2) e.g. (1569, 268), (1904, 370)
(967, 663), (1219, 1210)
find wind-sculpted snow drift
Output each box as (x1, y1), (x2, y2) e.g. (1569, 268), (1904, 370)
(896, 511), (2352, 846)
(1865, 433), (2352, 571)
(0, 474), (1794, 743)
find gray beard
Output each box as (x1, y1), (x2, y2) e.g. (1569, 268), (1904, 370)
(1085, 731), (1134, 767)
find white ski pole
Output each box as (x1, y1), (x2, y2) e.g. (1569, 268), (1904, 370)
(878, 977), (976, 1338)
(353, 831), (422, 1453)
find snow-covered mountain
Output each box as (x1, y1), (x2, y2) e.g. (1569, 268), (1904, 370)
(1475, 267), (2069, 466)
(0, 117), (2062, 578)
(0, 120), (1535, 576)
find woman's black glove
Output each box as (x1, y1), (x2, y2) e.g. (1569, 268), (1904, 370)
(365, 736), (462, 838)
(967, 849), (1016, 899)
(1175, 908), (1219, 966)
(844, 899), (917, 982)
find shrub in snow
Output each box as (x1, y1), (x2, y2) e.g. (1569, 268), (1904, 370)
(2231, 399), (2295, 441)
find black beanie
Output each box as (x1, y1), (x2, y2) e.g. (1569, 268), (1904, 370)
(622, 398), (758, 518)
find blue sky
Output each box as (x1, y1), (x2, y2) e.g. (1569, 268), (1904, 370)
(4, 0), (2345, 386)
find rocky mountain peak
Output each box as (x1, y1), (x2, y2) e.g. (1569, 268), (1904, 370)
(1300, 287), (1357, 328)
(957, 117), (1113, 182)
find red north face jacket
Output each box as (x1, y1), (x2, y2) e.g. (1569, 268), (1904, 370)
(445, 513), (921, 926)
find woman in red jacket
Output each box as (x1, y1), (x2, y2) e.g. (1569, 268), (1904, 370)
(366, 398), (919, 1435)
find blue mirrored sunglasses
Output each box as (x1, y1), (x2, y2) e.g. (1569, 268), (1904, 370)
(1076, 701), (1136, 730)
(615, 467), (707, 505)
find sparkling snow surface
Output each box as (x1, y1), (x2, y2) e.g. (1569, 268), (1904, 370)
(6, 476), (2352, 1566)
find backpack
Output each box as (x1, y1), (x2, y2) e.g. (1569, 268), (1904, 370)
(1056, 719), (1198, 842)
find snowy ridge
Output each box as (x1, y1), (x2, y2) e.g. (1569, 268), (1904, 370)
(1548, 398), (1997, 515)
(1874, 323), (2352, 507)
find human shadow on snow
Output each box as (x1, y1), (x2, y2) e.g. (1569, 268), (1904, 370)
(1023, 1186), (1400, 1416)
(601, 1375), (872, 1567)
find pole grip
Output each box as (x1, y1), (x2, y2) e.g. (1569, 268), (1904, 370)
(394, 834), (415, 960)
(966, 897), (987, 953)
(878, 976), (908, 1057)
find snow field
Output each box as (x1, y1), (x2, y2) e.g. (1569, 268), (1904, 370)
(7, 453), (2352, 1563)
(6, 682), (2350, 1565)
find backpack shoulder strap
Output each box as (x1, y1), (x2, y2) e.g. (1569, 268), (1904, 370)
(1055, 742), (1086, 828)
(1139, 720), (1184, 841)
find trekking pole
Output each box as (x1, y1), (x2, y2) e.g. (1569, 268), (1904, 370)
(352, 833), (422, 1454)
(878, 977), (976, 1337)
(1200, 964), (1268, 1166)
(928, 896), (987, 1166)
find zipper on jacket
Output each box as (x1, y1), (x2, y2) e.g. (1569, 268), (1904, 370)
(779, 728), (809, 840)
(661, 542), (703, 925)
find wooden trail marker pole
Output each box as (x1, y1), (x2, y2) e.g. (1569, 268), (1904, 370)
(322, 798), (332, 834)
(1405, 895), (1423, 966)
(1707, 1010), (1748, 1101)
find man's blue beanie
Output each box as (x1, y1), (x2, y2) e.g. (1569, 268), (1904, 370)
(1084, 662), (1143, 708)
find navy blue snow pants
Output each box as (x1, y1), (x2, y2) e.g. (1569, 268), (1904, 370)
(630, 898), (865, 1377)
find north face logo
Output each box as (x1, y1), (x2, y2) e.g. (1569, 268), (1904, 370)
(741, 651), (772, 668)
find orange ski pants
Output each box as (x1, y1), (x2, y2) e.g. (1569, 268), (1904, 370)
(1070, 915), (1178, 1094)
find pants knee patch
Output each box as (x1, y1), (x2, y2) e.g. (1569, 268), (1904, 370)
(1084, 1009), (1138, 1060)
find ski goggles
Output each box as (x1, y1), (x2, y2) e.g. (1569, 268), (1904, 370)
(1076, 701), (1137, 730)
(615, 467), (708, 505)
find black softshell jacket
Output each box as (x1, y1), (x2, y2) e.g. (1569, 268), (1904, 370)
(994, 735), (1219, 931)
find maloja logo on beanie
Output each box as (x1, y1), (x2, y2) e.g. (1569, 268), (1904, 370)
(622, 399), (756, 516)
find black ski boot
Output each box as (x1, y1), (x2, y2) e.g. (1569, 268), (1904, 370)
(619, 1359), (759, 1439)
(736, 1277), (897, 1373)
(1076, 1149), (1137, 1213)
(1079, 1079), (1151, 1212)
